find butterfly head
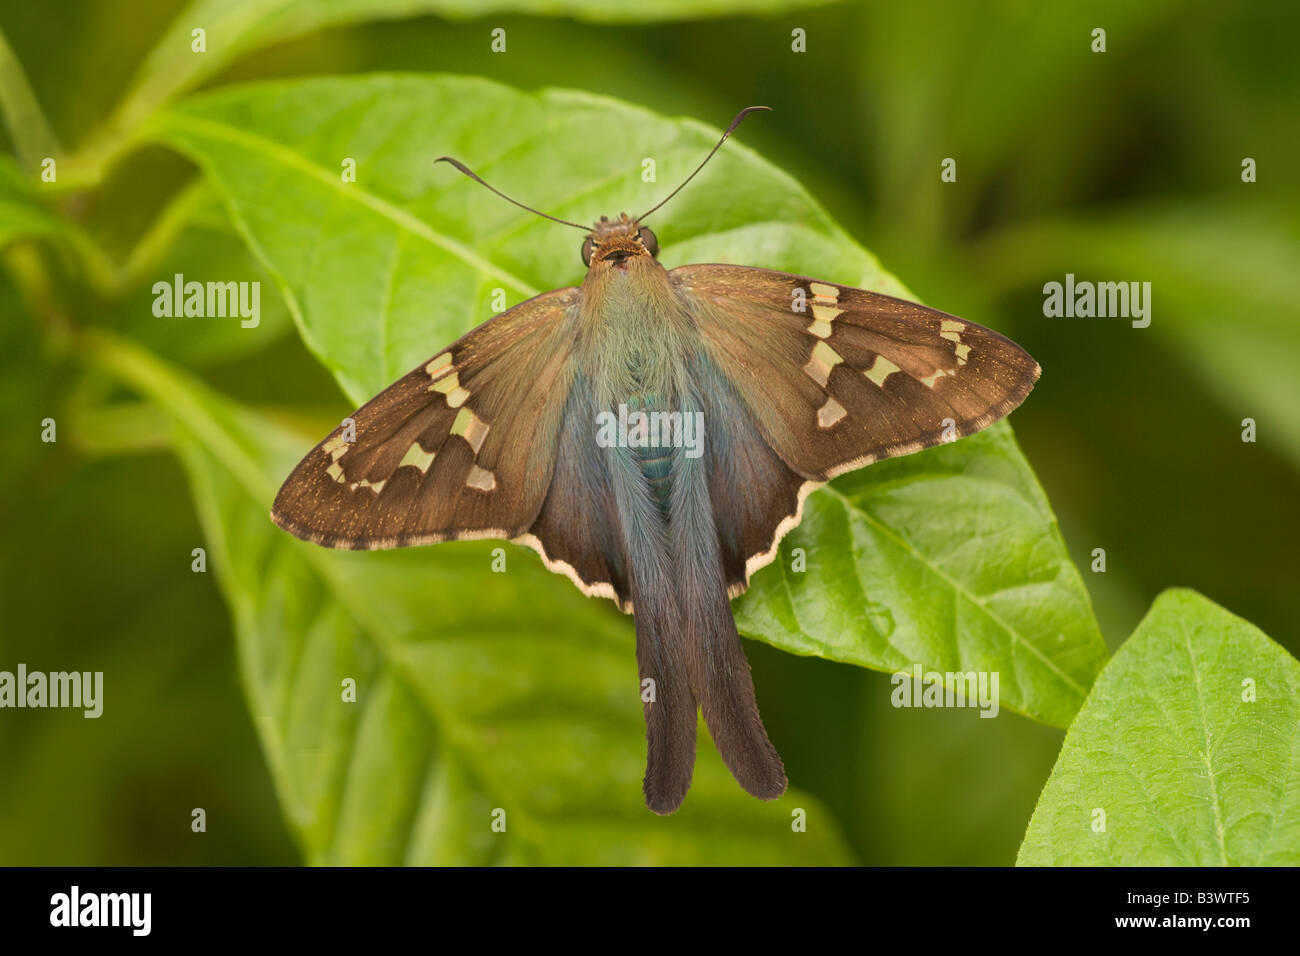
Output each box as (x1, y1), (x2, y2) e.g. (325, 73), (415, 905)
(581, 214), (658, 268)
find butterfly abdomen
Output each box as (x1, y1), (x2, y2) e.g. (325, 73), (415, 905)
(669, 450), (787, 803)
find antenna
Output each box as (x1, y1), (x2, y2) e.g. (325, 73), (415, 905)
(434, 156), (590, 232)
(637, 106), (771, 222)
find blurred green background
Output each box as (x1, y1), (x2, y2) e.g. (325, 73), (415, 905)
(1, 0), (1296, 865)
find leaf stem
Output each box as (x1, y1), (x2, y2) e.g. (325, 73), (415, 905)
(0, 24), (62, 169)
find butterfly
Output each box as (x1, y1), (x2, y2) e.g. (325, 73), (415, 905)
(272, 107), (1040, 815)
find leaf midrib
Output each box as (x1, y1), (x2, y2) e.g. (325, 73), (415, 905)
(1181, 619), (1229, 865)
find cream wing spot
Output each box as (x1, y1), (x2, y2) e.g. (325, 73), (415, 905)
(397, 441), (436, 474)
(807, 303), (842, 339)
(938, 319), (969, 364)
(451, 408), (490, 454)
(349, 478), (387, 494)
(323, 435), (349, 461)
(803, 340), (843, 387)
(327, 461), (345, 483)
(864, 355), (901, 387)
(425, 353), (453, 379)
(428, 370), (458, 393)
(466, 465), (496, 491)
(429, 369), (470, 407)
(809, 282), (838, 299)
(817, 396), (847, 428)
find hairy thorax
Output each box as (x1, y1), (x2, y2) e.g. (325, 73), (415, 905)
(579, 255), (693, 408)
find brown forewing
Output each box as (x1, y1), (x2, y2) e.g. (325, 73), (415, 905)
(271, 286), (580, 549)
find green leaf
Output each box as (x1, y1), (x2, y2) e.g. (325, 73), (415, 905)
(735, 423), (1106, 727)
(147, 73), (1105, 724)
(105, 0), (834, 146)
(1018, 588), (1300, 866)
(88, 330), (852, 865)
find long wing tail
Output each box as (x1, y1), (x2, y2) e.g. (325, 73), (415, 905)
(672, 454), (787, 802)
(690, 584), (787, 801)
(613, 449), (699, 814)
(628, 570), (699, 814)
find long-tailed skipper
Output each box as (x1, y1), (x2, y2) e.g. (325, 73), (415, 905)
(272, 107), (1040, 814)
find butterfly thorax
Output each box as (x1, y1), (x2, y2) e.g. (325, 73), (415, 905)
(577, 231), (691, 384)
(577, 236), (697, 514)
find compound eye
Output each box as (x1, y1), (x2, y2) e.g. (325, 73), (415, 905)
(581, 236), (595, 267)
(637, 226), (659, 257)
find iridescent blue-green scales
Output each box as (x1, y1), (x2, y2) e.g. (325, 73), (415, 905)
(629, 394), (674, 516)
